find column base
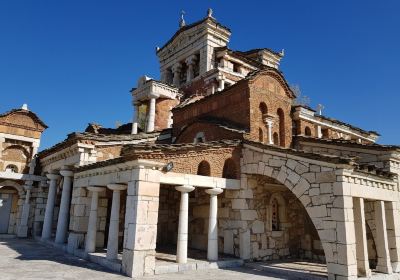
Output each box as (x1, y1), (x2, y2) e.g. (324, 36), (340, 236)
(392, 262), (400, 273)
(16, 225), (28, 238)
(357, 267), (372, 277)
(376, 264), (393, 274)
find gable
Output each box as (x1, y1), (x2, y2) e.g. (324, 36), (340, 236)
(248, 69), (295, 100)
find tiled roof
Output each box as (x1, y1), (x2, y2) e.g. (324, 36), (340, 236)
(295, 136), (399, 151)
(38, 131), (161, 158)
(237, 48), (283, 57)
(317, 115), (380, 136)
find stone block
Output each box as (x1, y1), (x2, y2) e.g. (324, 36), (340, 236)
(286, 159), (297, 170)
(224, 230), (234, 255)
(232, 199), (248, 210)
(251, 220), (265, 234)
(292, 178), (309, 197)
(240, 210), (258, 221)
(239, 230), (250, 259)
(316, 172), (336, 183)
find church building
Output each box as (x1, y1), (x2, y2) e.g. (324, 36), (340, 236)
(1, 9), (400, 280)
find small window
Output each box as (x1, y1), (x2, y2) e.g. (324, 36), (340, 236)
(259, 128), (264, 142)
(273, 132), (279, 145)
(5, 165), (18, 173)
(271, 198), (279, 231)
(305, 126), (312, 136)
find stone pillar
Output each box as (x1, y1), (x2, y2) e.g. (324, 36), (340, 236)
(316, 125), (322, 138)
(131, 102), (140, 135)
(205, 188), (223, 261)
(122, 168), (160, 278)
(85, 186), (105, 253)
(374, 200), (393, 274)
(55, 169), (74, 244)
(266, 120), (273, 145)
(41, 173), (60, 240)
(106, 183), (127, 260)
(172, 63), (182, 87)
(217, 74), (225, 91)
(17, 184), (33, 237)
(385, 201), (400, 272)
(175, 185), (195, 264)
(146, 98), (156, 133)
(353, 197), (371, 277)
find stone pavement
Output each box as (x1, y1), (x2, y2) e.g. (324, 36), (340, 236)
(0, 238), (318, 280)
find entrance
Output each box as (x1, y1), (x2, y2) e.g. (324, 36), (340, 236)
(0, 193), (13, 233)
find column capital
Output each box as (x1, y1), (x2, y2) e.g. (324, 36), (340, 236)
(175, 185), (195, 193)
(107, 183), (127, 191)
(87, 186), (106, 192)
(205, 188), (223, 196)
(60, 169), (74, 177)
(46, 173), (60, 181)
(172, 63), (182, 72)
(185, 54), (197, 65)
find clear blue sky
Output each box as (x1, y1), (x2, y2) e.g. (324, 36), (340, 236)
(1, 0), (399, 149)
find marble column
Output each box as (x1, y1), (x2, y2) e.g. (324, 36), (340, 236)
(172, 63), (182, 87)
(17, 183), (33, 237)
(42, 173), (60, 240)
(185, 55), (197, 82)
(85, 186), (105, 253)
(131, 102), (140, 135)
(375, 200), (393, 274)
(146, 98), (156, 133)
(385, 201), (400, 272)
(205, 188), (223, 261)
(217, 75), (225, 91)
(353, 197), (371, 277)
(266, 120), (274, 145)
(175, 185), (195, 263)
(55, 169), (74, 244)
(106, 183), (127, 260)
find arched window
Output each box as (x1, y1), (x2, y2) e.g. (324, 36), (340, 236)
(5, 165), (18, 173)
(197, 160), (210, 176)
(305, 126), (312, 136)
(258, 128), (264, 143)
(222, 158), (238, 179)
(194, 132), (205, 143)
(259, 102), (268, 116)
(268, 193), (286, 232)
(271, 198), (279, 231)
(277, 108), (285, 147)
(273, 132), (279, 145)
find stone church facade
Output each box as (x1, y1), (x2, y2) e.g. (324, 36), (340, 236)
(1, 10), (400, 280)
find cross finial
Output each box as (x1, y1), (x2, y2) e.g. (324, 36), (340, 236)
(207, 8), (213, 18)
(317, 104), (325, 115)
(179, 10), (186, 28)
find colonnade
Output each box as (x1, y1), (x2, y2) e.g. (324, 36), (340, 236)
(353, 197), (400, 277)
(81, 183), (224, 263)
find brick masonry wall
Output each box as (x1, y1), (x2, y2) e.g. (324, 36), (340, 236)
(172, 82), (250, 138)
(155, 98), (179, 131)
(248, 74), (293, 148)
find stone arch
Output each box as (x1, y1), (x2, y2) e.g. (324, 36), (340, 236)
(242, 146), (356, 278)
(197, 160), (211, 176)
(0, 180), (24, 195)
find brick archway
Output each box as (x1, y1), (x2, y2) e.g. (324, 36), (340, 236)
(241, 144), (358, 279)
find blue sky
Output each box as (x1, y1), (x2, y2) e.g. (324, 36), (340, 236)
(1, 0), (399, 149)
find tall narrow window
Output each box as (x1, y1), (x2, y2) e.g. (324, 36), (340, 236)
(273, 132), (279, 145)
(197, 161), (211, 176)
(271, 198), (279, 231)
(259, 128), (264, 142)
(305, 126), (312, 136)
(277, 108), (285, 147)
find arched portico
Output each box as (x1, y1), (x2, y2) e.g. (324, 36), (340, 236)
(240, 143), (358, 279)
